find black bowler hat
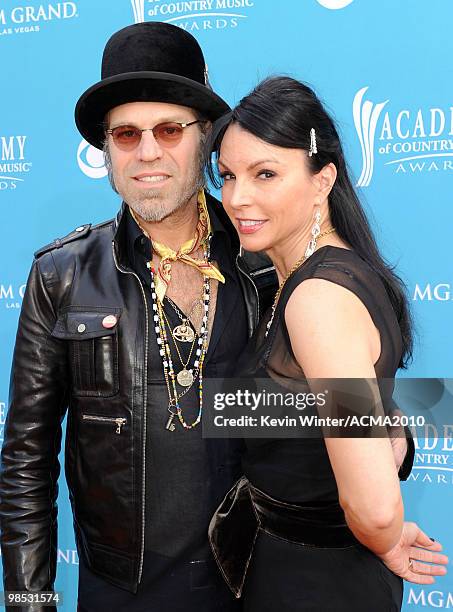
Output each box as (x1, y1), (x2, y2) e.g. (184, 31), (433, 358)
(75, 22), (230, 150)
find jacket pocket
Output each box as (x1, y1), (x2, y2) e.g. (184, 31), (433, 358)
(52, 306), (121, 397)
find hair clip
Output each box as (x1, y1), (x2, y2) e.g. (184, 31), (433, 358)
(308, 128), (317, 157)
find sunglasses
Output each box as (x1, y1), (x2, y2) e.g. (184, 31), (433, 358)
(105, 120), (206, 151)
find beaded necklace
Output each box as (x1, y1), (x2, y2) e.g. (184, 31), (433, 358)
(148, 239), (211, 431)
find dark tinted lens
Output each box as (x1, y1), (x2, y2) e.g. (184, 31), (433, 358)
(153, 122), (184, 145)
(111, 126), (141, 149)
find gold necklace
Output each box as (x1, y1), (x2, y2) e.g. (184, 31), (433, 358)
(161, 308), (197, 386)
(265, 228), (337, 337)
(166, 295), (203, 343)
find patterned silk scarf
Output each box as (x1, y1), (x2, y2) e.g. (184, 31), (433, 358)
(130, 190), (225, 301)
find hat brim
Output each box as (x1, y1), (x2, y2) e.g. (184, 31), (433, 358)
(75, 71), (231, 150)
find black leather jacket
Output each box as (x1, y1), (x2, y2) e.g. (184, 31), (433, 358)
(0, 195), (277, 610)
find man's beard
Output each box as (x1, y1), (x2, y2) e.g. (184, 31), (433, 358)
(127, 164), (204, 222)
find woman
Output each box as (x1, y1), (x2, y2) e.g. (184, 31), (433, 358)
(207, 77), (448, 611)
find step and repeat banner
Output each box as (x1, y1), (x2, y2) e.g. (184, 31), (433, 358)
(1, 0), (452, 609)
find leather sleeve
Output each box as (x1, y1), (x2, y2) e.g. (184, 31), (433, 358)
(0, 255), (69, 612)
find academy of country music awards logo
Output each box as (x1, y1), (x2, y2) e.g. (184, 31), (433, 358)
(409, 425), (453, 487)
(129, 0), (353, 30)
(354, 87), (453, 187)
(0, 136), (32, 191)
(131, 0), (254, 31)
(394, 377), (453, 487)
(0, 2), (78, 37)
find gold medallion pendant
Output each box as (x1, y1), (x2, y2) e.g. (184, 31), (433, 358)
(177, 368), (194, 387)
(173, 323), (195, 343)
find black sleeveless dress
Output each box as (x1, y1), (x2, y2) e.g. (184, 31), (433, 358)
(212, 246), (404, 611)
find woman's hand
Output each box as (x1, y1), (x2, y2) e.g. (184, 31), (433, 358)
(379, 522), (448, 584)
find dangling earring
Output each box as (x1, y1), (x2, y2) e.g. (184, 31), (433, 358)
(305, 208), (321, 257)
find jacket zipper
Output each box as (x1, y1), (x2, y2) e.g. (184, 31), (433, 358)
(112, 241), (149, 584)
(82, 414), (126, 434)
(249, 265), (275, 278)
(236, 253), (260, 329)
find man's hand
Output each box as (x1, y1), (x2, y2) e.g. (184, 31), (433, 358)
(379, 522), (448, 584)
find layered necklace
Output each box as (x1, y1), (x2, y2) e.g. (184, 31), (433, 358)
(265, 227), (336, 337)
(147, 239), (212, 432)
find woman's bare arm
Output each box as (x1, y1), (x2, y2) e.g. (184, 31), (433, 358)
(285, 278), (403, 555)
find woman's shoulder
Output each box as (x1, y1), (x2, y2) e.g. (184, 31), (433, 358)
(284, 259), (373, 334)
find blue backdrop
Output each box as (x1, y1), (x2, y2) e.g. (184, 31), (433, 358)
(1, 0), (452, 609)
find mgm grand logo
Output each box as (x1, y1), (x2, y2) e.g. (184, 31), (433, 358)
(407, 588), (453, 608)
(413, 283), (453, 302)
(0, 2), (78, 36)
(0, 284), (26, 309)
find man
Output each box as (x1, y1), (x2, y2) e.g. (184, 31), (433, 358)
(0, 22), (278, 612)
(0, 21), (413, 612)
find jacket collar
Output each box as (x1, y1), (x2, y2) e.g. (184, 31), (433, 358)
(112, 202), (131, 271)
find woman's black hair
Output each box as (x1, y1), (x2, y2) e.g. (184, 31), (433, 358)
(207, 76), (413, 367)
